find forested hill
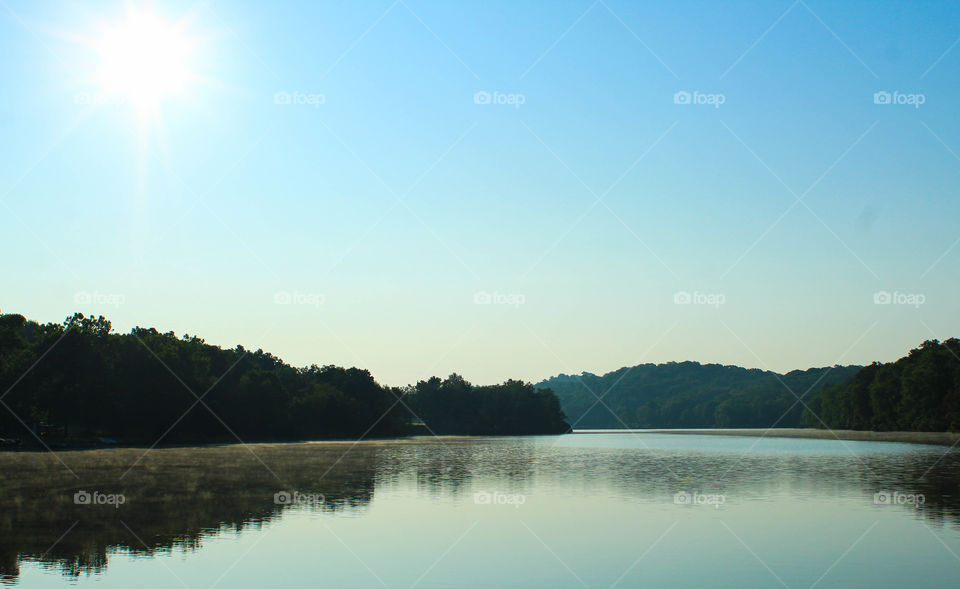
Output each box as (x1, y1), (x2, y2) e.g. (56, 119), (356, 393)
(808, 339), (960, 431)
(0, 313), (570, 446)
(537, 362), (861, 429)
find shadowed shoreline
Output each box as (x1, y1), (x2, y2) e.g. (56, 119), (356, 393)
(578, 428), (960, 446)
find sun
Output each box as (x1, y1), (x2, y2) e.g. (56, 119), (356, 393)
(95, 8), (195, 114)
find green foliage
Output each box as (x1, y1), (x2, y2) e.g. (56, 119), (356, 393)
(409, 374), (570, 435)
(0, 313), (569, 443)
(809, 339), (960, 431)
(538, 362), (861, 429)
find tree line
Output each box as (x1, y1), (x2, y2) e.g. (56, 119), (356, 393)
(539, 339), (960, 432)
(806, 339), (960, 431)
(538, 362), (861, 429)
(0, 313), (570, 445)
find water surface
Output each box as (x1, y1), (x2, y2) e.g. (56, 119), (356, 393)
(3, 433), (959, 588)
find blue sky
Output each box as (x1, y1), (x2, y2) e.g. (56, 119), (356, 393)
(1, 0), (959, 385)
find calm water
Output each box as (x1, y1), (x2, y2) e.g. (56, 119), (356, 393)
(4, 432), (960, 588)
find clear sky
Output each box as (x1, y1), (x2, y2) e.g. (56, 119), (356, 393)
(1, 0), (958, 386)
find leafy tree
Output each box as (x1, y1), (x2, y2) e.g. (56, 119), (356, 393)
(539, 362), (861, 429)
(0, 312), (569, 444)
(808, 339), (960, 431)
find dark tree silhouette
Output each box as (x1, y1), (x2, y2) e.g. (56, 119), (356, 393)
(808, 339), (960, 431)
(0, 313), (570, 444)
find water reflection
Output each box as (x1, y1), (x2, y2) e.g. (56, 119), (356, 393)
(1, 434), (958, 584)
(0, 443), (379, 583)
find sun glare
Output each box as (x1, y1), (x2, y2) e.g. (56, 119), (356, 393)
(95, 9), (194, 113)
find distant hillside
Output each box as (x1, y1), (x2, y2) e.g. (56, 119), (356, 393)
(809, 339), (960, 431)
(537, 362), (861, 429)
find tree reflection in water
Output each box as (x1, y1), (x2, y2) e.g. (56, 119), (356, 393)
(1, 436), (958, 584)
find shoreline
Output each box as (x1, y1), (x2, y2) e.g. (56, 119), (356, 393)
(576, 428), (960, 446)
(0, 434), (512, 453)
(6, 429), (960, 452)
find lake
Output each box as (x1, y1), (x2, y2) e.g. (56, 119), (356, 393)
(3, 432), (960, 588)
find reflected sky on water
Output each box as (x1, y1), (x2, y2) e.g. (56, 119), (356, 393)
(4, 433), (960, 588)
